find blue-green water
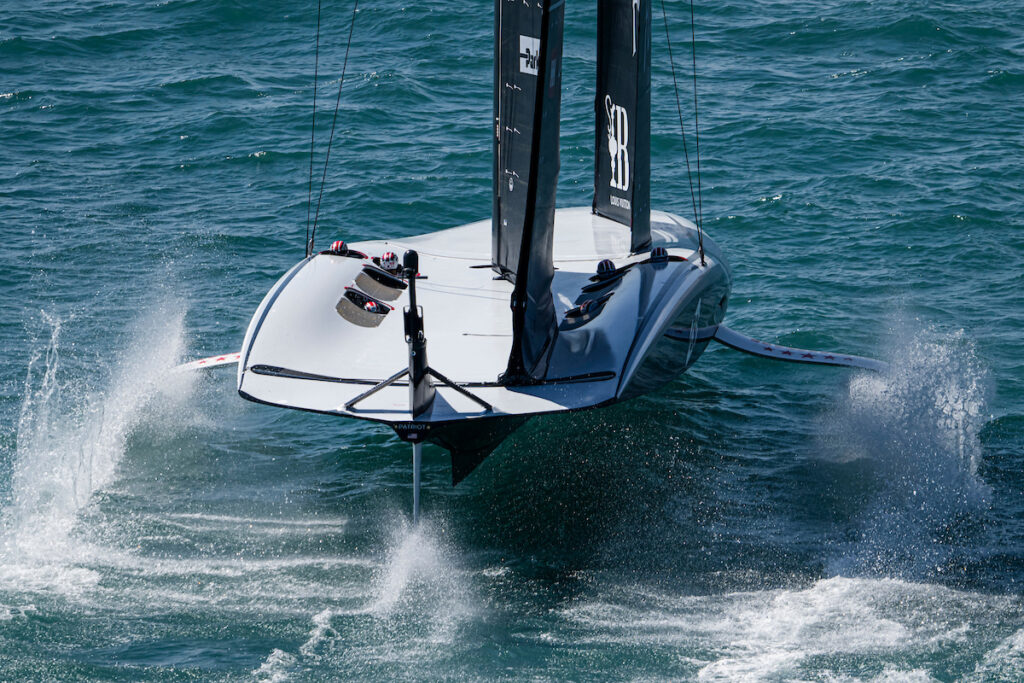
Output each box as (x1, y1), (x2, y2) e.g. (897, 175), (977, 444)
(2, 0), (1022, 679)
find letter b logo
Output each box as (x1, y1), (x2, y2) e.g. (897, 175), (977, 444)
(605, 96), (630, 192)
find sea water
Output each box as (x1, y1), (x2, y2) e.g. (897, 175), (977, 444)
(1, 1), (1022, 679)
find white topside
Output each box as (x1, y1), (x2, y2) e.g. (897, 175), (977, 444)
(237, 207), (721, 423)
(395, 207), (689, 261)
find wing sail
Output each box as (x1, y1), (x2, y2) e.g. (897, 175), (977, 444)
(594, 0), (651, 253)
(493, 0), (565, 381)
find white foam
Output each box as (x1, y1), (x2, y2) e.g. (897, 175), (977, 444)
(0, 305), (194, 594)
(817, 326), (990, 575)
(298, 609), (340, 659)
(252, 648), (298, 682)
(695, 578), (910, 680)
(57, 546), (373, 612)
(480, 565), (510, 578)
(561, 576), (1015, 681)
(0, 561), (101, 597)
(131, 554), (373, 579)
(165, 512), (349, 527)
(967, 628), (1024, 681)
(161, 512), (348, 534)
(823, 667), (939, 682)
(0, 603), (37, 622)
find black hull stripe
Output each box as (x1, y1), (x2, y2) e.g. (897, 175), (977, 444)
(249, 364), (615, 388)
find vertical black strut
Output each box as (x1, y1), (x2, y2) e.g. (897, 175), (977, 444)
(403, 250), (435, 418)
(341, 250), (495, 524)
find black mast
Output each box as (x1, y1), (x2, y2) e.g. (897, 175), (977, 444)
(493, 0), (565, 382)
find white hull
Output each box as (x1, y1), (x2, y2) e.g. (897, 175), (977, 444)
(237, 207), (730, 432)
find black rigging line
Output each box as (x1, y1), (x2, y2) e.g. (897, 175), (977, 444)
(689, 0), (703, 252)
(660, 0), (705, 265)
(310, 0), (359, 255)
(305, 0), (322, 257)
(660, 0), (699, 262)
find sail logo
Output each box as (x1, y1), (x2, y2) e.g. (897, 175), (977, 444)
(605, 95), (630, 192)
(519, 36), (540, 75)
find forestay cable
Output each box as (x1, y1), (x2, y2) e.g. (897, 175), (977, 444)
(660, 0), (705, 265)
(688, 0), (704, 259)
(310, 0), (359, 255)
(305, 0), (323, 257)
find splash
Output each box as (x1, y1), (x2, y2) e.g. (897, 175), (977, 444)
(0, 305), (194, 582)
(280, 519), (474, 673)
(818, 326), (990, 576)
(367, 521), (464, 616)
